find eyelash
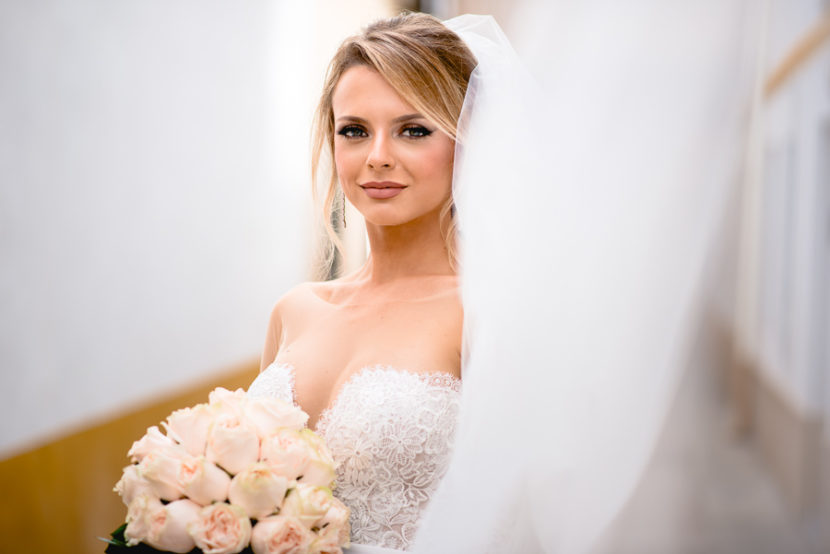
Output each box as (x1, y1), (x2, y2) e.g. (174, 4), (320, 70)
(401, 125), (432, 138)
(336, 124), (433, 139)
(337, 125), (367, 138)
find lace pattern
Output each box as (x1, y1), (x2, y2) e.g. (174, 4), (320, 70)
(248, 362), (461, 550)
(247, 362), (295, 404)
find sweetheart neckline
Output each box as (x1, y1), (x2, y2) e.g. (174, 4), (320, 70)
(249, 361), (463, 549)
(259, 362), (462, 431)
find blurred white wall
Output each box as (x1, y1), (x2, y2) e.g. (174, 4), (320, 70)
(0, 0), (396, 457)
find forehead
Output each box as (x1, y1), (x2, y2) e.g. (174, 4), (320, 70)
(332, 65), (417, 118)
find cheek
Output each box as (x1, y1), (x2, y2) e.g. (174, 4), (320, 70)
(415, 142), (454, 192)
(333, 145), (361, 184)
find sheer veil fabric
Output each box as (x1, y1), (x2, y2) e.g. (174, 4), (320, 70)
(407, 4), (761, 553)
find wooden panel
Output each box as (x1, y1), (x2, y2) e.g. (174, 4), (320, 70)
(0, 360), (259, 554)
(765, 13), (830, 97)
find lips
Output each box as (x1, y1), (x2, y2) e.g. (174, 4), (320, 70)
(359, 181), (407, 199)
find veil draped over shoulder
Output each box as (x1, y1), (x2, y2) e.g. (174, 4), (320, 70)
(409, 3), (762, 553)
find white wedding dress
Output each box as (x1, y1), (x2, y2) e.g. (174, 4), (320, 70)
(247, 362), (461, 553)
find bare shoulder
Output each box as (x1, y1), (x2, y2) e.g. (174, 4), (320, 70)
(260, 282), (323, 371)
(269, 280), (339, 326)
(273, 281), (319, 310)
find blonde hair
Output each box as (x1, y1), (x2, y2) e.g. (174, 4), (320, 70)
(311, 12), (477, 277)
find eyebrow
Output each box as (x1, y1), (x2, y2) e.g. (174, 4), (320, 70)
(335, 113), (426, 124)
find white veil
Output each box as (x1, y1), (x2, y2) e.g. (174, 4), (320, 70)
(413, 4), (761, 553)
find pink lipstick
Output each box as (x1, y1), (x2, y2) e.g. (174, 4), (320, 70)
(360, 181), (407, 199)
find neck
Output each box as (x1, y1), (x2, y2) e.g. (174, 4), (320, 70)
(357, 209), (453, 284)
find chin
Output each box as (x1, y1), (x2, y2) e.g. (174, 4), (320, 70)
(361, 210), (413, 227)
(358, 202), (444, 228)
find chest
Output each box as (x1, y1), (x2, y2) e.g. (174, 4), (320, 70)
(286, 300), (457, 361)
(274, 297), (462, 427)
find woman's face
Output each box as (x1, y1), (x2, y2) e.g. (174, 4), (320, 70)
(331, 65), (455, 228)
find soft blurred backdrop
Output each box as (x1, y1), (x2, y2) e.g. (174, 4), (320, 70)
(0, 0), (827, 552)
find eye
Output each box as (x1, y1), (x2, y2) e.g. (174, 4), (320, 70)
(337, 125), (368, 138)
(401, 125), (432, 138)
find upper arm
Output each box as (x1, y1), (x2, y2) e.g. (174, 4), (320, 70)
(260, 301), (283, 372)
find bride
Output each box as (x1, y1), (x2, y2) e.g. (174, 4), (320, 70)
(248, 12), (472, 552)
(250, 4), (757, 553)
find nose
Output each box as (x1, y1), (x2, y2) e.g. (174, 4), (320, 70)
(366, 134), (395, 170)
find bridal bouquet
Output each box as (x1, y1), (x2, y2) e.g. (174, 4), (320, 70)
(105, 387), (350, 554)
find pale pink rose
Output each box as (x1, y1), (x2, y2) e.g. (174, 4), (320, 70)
(244, 396), (308, 438)
(125, 496), (202, 553)
(228, 462), (288, 520)
(163, 403), (214, 456)
(114, 464), (154, 507)
(144, 499), (202, 553)
(189, 502), (252, 554)
(206, 413), (260, 475)
(315, 499), (350, 548)
(209, 387), (248, 418)
(260, 429), (311, 482)
(124, 494), (162, 546)
(138, 450), (186, 501)
(128, 425), (187, 463)
(180, 456), (232, 506)
(251, 516), (312, 554)
(280, 485), (334, 529)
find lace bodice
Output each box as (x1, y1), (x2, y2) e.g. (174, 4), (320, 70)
(247, 363), (461, 550)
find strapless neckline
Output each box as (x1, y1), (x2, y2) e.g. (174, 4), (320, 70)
(256, 362), (461, 431)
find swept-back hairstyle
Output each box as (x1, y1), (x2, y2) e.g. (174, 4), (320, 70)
(311, 12), (477, 276)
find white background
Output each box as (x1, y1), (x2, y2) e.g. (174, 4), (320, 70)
(0, 0), (396, 457)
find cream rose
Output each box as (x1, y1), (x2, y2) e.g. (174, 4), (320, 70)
(245, 396), (308, 438)
(316, 499), (350, 548)
(164, 403), (214, 457)
(250, 516), (312, 554)
(189, 502), (252, 554)
(138, 450), (186, 501)
(114, 464), (154, 507)
(280, 485), (334, 529)
(209, 387), (248, 418)
(260, 429), (311, 482)
(309, 536), (344, 554)
(297, 458), (336, 488)
(228, 462), (288, 520)
(206, 413), (260, 475)
(296, 430), (336, 487)
(128, 425), (186, 463)
(180, 456), (232, 506)
(299, 429), (334, 466)
(124, 494), (161, 546)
